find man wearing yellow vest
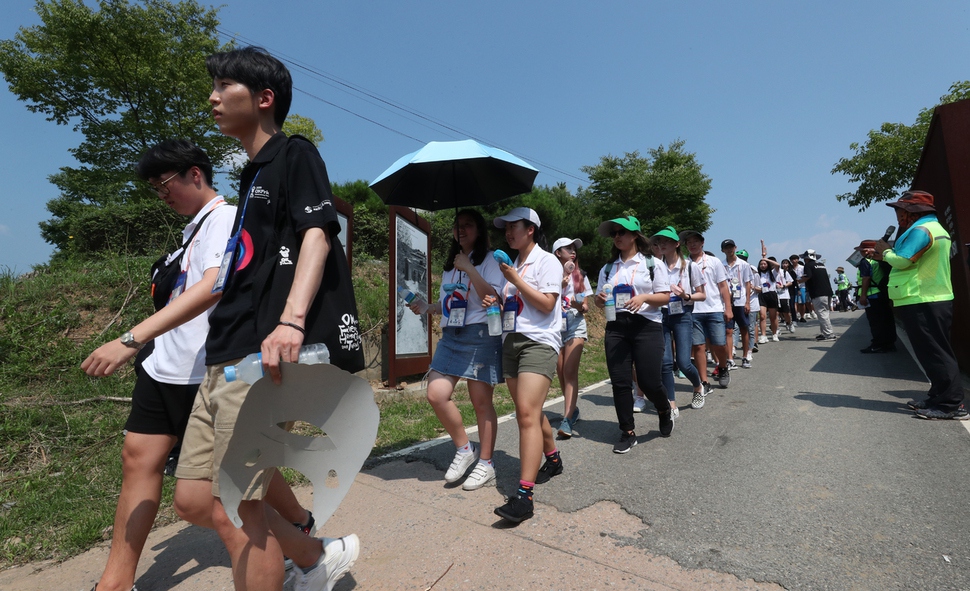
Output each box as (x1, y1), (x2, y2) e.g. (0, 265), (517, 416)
(873, 190), (967, 420)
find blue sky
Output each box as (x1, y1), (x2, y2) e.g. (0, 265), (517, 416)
(2, 1), (968, 274)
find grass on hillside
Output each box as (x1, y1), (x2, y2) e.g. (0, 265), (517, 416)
(0, 258), (609, 567)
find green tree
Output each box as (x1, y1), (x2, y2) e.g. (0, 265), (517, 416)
(283, 114), (324, 146)
(579, 140), (714, 239)
(0, 0), (234, 259)
(832, 81), (970, 210)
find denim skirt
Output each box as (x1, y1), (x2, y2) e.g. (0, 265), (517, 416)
(430, 324), (504, 385)
(561, 312), (588, 342)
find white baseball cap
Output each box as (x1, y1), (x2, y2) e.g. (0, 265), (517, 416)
(494, 207), (541, 228)
(552, 237), (583, 252)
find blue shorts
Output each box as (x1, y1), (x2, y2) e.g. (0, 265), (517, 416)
(692, 311), (727, 347)
(794, 286), (808, 304)
(561, 312), (588, 343)
(725, 305), (749, 331)
(430, 325), (504, 385)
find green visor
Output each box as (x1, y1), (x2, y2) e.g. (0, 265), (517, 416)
(597, 216), (641, 237)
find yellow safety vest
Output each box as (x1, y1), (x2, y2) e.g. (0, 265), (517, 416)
(886, 219), (953, 306)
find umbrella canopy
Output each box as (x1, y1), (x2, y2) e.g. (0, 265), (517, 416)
(370, 139), (539, 211)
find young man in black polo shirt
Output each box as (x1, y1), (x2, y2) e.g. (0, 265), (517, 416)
(173, 47), (364, 591)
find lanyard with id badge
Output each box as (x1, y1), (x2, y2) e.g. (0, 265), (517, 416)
(212, 170), (262, 294)
(502, 295), (519, 332)
(443, 282), (468, 328)
(613, 284), (634, 310)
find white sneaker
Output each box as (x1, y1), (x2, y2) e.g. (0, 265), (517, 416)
(772, 334), (779, 342)
(293, 535), (359, 591)
(462, 461), (496, 490)
(671, 406), (680, 420)
(444, 445), (479, 483)
(758, 335), (768, 344)
(632, 396), (647, 413)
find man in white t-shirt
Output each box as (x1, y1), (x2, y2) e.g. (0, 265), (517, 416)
(680, 230), (734, 390)
(721, 239), (752, 369)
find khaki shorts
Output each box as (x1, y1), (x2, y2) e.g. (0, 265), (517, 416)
(502, 333), (558, 380)
(174, 361), (273, 500)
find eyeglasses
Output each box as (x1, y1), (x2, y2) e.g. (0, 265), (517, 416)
(610, 228), (628, 237)
(150, 170), (182, 196)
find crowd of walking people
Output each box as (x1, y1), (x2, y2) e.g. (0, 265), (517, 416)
(414, 205), (868, 524)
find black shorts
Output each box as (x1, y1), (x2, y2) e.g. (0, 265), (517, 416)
(759, 292), (780, 309)
(779, 299), (792, 314)
(124, 370), (201, 437)
(725, 305), (749, 331)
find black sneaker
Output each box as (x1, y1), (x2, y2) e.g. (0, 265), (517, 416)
(915, 405), (970, 421)
(659, 411), (674, 437)
(535, 457), (563, 484)
(703, 381), (715, 396)
(494, 494), (534, 522)
(752, 344), (759, 353)
(861, 345), (896, 353)
(906, 399), (930, 411)
(613, 431), (638, 454)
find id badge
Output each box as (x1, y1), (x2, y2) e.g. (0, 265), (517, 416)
(502, 296), (519, 333)
(668, 295), (684, 315)
(447, 297), (467, 328)
(168, 271), (187, 304)
(212, 234), (239, 294)
(561, 310), (568, 332)
(731, 279), (742, 299)
(614, 284), (634, 308)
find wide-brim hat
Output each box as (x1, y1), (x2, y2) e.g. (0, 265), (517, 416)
(552, 237), (583, 252)
(652, 226), (679, 242)
(494, 207), (541, 228)
(597, 216), (641, 237)
(886, 190), (936, 214)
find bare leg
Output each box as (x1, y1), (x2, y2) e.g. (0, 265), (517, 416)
(425, 371), (467, 448)
(212, 497), (284, 591)
(265, 469), (310, 527)
(692, 343), (708, 379)
(558, 337), (584, 419)
(96, 432), (175, 591)
(467, 380), (497, 460)
(507, 373), (555, 482)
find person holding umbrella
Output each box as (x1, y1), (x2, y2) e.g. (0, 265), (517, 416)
(408, 210), (505, 490)
(595, 216), (673, 453)
(490, 207), (564, 523)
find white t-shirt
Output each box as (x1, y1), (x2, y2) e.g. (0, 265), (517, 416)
(595, 253), (670, 323)
(690, 254), (728, 314)
(664, 257), (706, 311)
(143, 197), (236, 384)
(758, 269), (777, 296)
(561, 272), (593, 318)
(777, 269), (794, 300)
(438, 252), (506, 327)
(502, 245), (562, 352)
(724, 258), (753, 307)
(748, 263), (762, 312)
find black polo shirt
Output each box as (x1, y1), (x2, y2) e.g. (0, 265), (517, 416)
(205, 133), (364, 373)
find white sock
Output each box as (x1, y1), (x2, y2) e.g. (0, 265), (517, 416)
(457, 442), (473, 454)
(480, 458), (494, 467)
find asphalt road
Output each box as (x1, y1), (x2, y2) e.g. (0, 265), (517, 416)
(405, 311), (970, 590)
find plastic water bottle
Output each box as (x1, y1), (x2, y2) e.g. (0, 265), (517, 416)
(397, 286), (417, 304)
(603, 283), (616, 322)
(486, 304), (502, 336)
(224, 343), (331, 384)
(397, 286), (428, 313)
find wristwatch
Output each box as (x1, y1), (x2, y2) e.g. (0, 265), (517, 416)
(120, 331), (145, 350)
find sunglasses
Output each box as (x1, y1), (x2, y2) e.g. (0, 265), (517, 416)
(610, 228), (629, 237)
